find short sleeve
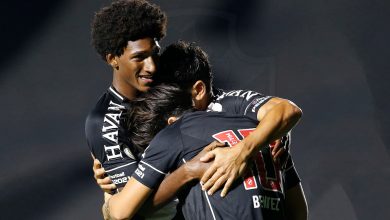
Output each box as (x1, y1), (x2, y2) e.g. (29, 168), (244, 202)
(132, 127), (183, 189)
(209, 89), (273, 121)
(85, 101), (139, 190)
(282, 154), (301, 190)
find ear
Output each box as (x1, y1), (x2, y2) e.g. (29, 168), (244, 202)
(191, 80), (207, 101)
(106, 54), (119, 70)
(167, 116), (178, 125)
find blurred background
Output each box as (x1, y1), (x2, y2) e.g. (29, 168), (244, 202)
(1, 0), (389, 219)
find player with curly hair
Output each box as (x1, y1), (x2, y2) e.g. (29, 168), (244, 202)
(85, 1), (178, 219)
(86, 1), (306, 219)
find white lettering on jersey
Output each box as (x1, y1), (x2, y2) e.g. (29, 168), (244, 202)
(216, 90), (262, 101)
(102, 116), (118, 132)
(102, 130), (118, 143)
(107, 101), (125, 111)
(102, 101), (126, 161)
(104, 144), (123, 161)
(106, 112), (121, 125)
(252, 195), (280, 211)
(135, 168), (144, 179)
(109, 172), (130, 185)
(138, 164), (145, 172)
(240, 91), (258, 101)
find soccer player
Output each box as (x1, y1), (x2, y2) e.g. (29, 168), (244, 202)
(103, 84), (305, 220)
(85, 0), (304, 218)
(85, 0), (180, 218)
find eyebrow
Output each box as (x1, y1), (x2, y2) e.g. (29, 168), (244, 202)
(130, 45), (160, 58)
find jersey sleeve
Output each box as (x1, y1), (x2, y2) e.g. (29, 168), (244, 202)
(132, 127), (183, 189)
(210, 89), (273, 121)
(85, 109), (139, 191)
(282, 154), (301, 190)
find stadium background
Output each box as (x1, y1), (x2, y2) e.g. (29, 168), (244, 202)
(1, 0), (389, 219)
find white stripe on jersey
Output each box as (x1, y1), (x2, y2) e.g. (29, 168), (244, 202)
(105, 161), (137, 173)
(109, 87), (124, 101)
(140, 161), (167, 175)
(204, 191), (217, 220)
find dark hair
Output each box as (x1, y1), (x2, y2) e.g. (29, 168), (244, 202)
(91, 0), (167, 61)
(128, 84), (194, 150)
(155, 41), (213, 93)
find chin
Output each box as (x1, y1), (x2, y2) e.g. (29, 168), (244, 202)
(139, 86), (151, 92)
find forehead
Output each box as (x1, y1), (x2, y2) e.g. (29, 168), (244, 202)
(124, 38), (159, 54)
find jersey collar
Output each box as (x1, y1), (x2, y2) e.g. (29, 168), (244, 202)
(108, 86), (127, 103)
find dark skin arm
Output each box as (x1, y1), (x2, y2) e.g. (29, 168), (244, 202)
(139, 142), (220, 212)
(102, 143), (219, 220)
(94, 141), (223, 216)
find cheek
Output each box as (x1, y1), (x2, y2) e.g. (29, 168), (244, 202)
(120, 63), (139, 77)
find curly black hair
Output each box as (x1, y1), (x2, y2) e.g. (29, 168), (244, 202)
(155, 41), (213, 93)
(91, 0), (167, 61)
(128, 84), (194, 150)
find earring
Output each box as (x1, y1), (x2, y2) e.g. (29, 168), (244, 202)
(111, 61), (119, 70)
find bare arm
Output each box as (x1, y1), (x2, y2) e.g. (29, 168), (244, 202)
(200, 98), (302, 196)
(103, 178), (153, 220)
(141, 142), (218, 211)
(97, 142), (218, 218)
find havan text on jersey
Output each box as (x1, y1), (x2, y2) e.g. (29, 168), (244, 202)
(102, 100), (126, 161)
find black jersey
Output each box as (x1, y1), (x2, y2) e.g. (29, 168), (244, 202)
(133, 111), (300, 220)
(85, 86), (139, 189)
(208, 88), (273, 121)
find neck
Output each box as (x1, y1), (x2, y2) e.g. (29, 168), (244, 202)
(112, 75), (138, 100)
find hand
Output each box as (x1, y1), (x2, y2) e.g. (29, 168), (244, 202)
(199, 143), (247, 197)
(185, 141), (225, 180)
(93, 159), (116, 193)
(271, 135), (290, 166)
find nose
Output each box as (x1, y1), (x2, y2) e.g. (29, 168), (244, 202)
(144, 56), (157, 74)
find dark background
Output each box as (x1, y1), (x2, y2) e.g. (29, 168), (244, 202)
(1, 0), (389, 219)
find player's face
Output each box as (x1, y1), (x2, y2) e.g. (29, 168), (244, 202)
(116, 38), (160, 93)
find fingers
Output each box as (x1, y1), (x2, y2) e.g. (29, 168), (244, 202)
(203, 141), (225, 152)
(220, 177), (235, 197)
(200, 165), (218, 186)
(98, 177), (116, 192)
(92, 158), (116, 193)
(94, 167), (107, 180)
(97, 176), (113, 185)
(271, 139), (281, 156)
(93, 158), (102, 170)
(202, 168), (225, 193)
(272, 148), (286, 162)
(207, 173), (228, 196)
(199, 151), (216, 162)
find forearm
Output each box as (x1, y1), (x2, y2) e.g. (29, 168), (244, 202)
(104, 178), (152, 220)
(239, 100), (302, 159)
(145, 164), (195, 210)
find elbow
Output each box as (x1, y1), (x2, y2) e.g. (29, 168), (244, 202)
(110, 211), (130, 220)
(108, 205), (133, 220)
(283, 100), (303, 124)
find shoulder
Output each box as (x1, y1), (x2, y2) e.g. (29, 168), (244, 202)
(85, 92), (112, 131)
(150, 121), (183, 147)
(214, 88), (268, 102)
